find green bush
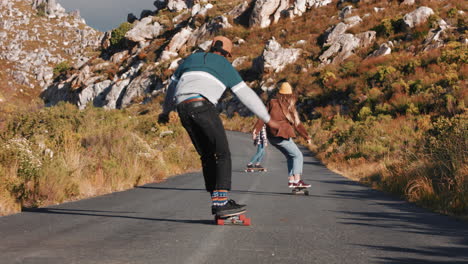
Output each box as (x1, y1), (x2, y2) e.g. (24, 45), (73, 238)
(110, 22), (134, 48)
(36, 3), (47, 17)
(53, 61), (71, 77)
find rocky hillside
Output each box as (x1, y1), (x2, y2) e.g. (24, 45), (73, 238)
(41, 0), (342, 110)
(40, 0), (466, 116)
(0, 0), (102, 110)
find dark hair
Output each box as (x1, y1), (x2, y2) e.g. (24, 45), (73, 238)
(209, 40), (229, 56)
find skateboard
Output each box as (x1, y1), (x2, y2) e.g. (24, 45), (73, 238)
(245, 168), (267, 172)
(292, 186), (309, 195)
(215, 211), (251, 226)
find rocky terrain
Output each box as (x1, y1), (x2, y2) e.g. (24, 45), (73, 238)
(37, 0), (465, 114)
(0, 0), (102, 107)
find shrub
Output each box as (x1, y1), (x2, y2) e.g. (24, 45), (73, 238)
(36, 3), (47, 17)
(372, 66), (397, 84)
(53, 61), (71, 77)
(110, 22), (134, 48)
(357, 106), (372, 120)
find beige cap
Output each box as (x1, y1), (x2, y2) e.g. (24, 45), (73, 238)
(211, 36), (233, 57)
(278, 82), (293, 94)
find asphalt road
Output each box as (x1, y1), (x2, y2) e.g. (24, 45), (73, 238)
(1, 131), (467, 264)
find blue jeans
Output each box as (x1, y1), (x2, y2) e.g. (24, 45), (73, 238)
(269, 137), (303, 176)
(249, 143), (265, 164)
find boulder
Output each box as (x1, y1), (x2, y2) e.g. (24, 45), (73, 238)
(227, 1), (249, 18)
(344, 15), (362, 28)
(121, 68), (163, 108)
(232, 56), (249, 69)
(294, 0), (332, 16)
(340, 6), (353, 19)
(253, 38), (301, 73)
(323, 22), (349, 46)
(186, 16), (231, 47)
(249, 0), (290, 28)
(403, 7), (434, 28)
(423, 19), (449, 51)
(401, 0), (415, 5)
(319, 31), (375, 64)
(167, 0), (193, 12)
(77, 80), (112, 109)
(367, 43), (392, 58)
(167, 27), (193, 53)
(125, 17), (163, 42)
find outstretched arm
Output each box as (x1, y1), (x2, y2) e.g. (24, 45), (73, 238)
(231, 82), (270, 123)
(158, 78), (178, 124)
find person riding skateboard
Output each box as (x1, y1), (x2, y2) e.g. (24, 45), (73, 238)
(253, 81), (312, 189)
(246, 124), (268, 172)
(158, 36), (279, 216)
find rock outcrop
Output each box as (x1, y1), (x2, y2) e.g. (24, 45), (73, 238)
(403, 6), (434, 28)
(0, 0), (102, 101)
(125, 16), (163, 43)
(253, 38), (302, 74)
(320, 31), (376, 64)
(249, 0), (290, 28)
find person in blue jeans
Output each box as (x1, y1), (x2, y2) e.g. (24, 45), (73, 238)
(253, 82), (311, 188)
(246, 124), (268, 171)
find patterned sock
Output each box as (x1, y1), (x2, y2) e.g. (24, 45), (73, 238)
(214, 190), (228, 206)
(211, 191), (219, 207)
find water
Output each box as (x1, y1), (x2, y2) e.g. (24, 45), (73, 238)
(58, 0), (156, 32)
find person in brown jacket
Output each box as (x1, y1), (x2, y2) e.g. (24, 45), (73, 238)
(253, 81), (312, 188)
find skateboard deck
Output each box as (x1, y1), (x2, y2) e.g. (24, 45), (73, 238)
(215, 211), (251, 226)
(292, 186), (309, 195)
(245, 168), (267, 172)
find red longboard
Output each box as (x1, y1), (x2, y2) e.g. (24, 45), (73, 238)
(215, 212), (251, 226)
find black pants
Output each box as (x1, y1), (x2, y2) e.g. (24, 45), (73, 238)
(177, 100), (231, 192)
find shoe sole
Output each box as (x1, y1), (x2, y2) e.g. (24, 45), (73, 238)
(216, 209), (246, 218)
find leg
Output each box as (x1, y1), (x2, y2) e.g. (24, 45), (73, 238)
(177, 102), (229, 191)
(249, 143), (265, 165)
(177, 101), (244, 216)
(269, 137), (304, 186)
(255, 144), (266, 165)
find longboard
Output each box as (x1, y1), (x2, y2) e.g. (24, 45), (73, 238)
(245, 168), (267, 172)
(292, 186), (309, 195)
(215, 212), (251, 226)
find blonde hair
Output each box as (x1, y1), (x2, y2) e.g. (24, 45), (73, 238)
(276, 93), (301, 126)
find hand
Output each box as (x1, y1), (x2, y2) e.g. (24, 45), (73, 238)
(158, 113), (169, 124)
(252, 132), (257, 140)
(266, 119), (280, 130)
(307, 139), (312, 145)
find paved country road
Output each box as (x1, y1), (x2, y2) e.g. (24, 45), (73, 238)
(1, 131), (467, 264)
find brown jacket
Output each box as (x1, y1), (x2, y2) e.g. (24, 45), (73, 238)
(254, 99), (309, 140)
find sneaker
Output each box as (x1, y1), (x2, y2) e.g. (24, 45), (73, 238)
(296, 180), (311, 188)
(246, 164), (254, 169)
(213, 199), (246, 216)
(288, 181), (295, 188)
(254, 164), (265, 170)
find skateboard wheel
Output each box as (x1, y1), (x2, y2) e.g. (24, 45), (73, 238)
(216, 218), (224, 225)
(304, 190), (309, 195)
(243, 218), (251, 226)
(238, 214), (246, 221)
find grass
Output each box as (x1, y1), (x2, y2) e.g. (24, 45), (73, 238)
(0, 102), (200, 215)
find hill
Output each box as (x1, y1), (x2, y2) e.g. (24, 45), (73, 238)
(0, 0), (466, 217)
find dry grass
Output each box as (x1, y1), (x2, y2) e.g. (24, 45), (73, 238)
(0, 103), (200, 215)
